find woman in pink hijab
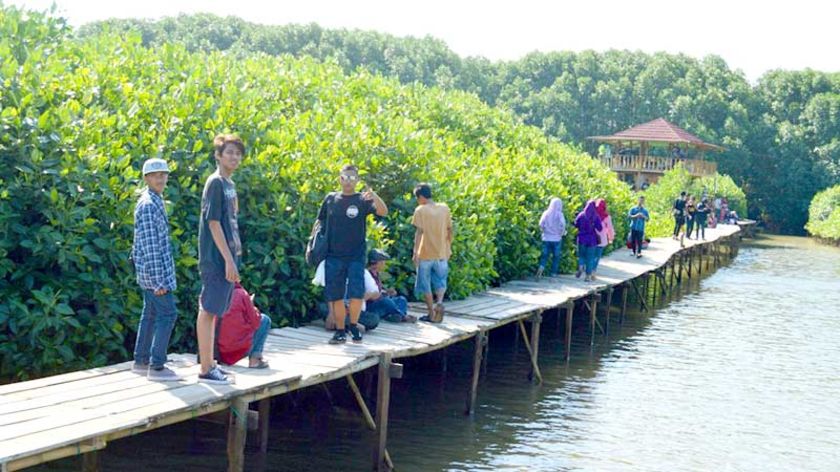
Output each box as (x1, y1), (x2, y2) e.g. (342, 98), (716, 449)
(592, 198), (615, 280)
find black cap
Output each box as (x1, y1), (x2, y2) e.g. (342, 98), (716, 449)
(368, 249), (390, 264)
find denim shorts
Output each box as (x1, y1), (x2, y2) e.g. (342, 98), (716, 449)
(325, 256), (365, 302)
(199, 270), (234, 317)
(415, 259), (449, 296)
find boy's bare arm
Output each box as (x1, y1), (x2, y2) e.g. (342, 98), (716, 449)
(208, 220), (239, 282)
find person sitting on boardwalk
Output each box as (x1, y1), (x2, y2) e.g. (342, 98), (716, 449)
(131, 158), (181, 381)
(536, 197), (567, 278)
(685, 195), (697, 240)
(216, 283), (271, 369)
(574, 200), (603, 282)
(672, 191), (687, 242)
(366, 249), (416, 323)
(695, 197), (710, 240)
(197, 134), (245, 384)
(412, 183), (453, 323)
(628, 195), (650, 258)
(319, 165), (388, 344)
(592, 198), (615, 280)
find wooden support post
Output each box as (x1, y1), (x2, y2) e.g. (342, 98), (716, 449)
(564, 301), (574, 360)
(517, 317), (543, 383)
(650, 272), (657, 306)
(373, 353), (401, 472)
(227, 397), (249, 472)
(604, 287), (614, 333)
(81, 451), (99, 472)
(347, 374), (394, 470)
(669, 258), (676, 292)
(529, 313), (542, 382)
(630, 278), (649, 312)
(589, 293), (599, 346)
(465, 331), (487, 416)
(620, 284), (629, 324)
(257, 399), (270, 453)
(677, 253), (684, 285)
(687, 250), (693, 279)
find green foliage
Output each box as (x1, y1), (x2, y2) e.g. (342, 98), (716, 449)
(77, 13), (840, 235)
(805, 185), (840, 242)
(642, 166), (748, 238)
(0, 6), (633, 380)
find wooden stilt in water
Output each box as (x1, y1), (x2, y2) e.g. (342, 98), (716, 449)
(588, 293), (599, 346)
(257, 398), (270, 453)
(651, 272), (658, 306)
(373, 353), (402, 472)
(81, 451), (99, 472)
(604, 287), (614, 333)
(227, 397), (249, 472)
(347, 374), (394, 470)
(629, 278), (649, 312)
(465, 331), (487, 416)
(529, 313), (542, 382)
(517, 316), (543, 383)
(620, 284), (629, 324)
(564, 300), (574, 360)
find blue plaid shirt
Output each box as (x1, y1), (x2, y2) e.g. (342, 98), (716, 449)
(132, 189), (177, 291)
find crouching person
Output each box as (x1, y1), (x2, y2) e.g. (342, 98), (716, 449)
(366, 249), (416, 323)
(131, 158), (181, 381)
(217, 283), (271, 369)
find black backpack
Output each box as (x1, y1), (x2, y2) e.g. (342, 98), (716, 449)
(305, 194), (334, 267)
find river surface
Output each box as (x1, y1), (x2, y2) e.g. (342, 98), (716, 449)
(38, 235), (840, 471)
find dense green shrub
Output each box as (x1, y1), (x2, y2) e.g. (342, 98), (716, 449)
(642, 165), (748, 238)
(805, 185), (840, 242)
(0, 6), (632, 380)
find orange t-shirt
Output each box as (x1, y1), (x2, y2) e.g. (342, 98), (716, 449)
(412, 202), (452, 260)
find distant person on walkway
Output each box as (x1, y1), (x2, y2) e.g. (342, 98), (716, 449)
(592, 198), (615, 280)
(412, 183), (453, 323)
(197, 134), (245, 385)
(216, 283), (271, 369)
(719, 198), (730, 224)
(131, 158), (181, 381)
(319, 165), (388, 344)
(628, 195), (650, 258)
(574, 200), (603, 282)
(695, 197), (710, 240)
(366, 249), (416, 323)
(536, 197), (567, 278)
(672, 191), (687, 242)
(685, 195), (697, 240)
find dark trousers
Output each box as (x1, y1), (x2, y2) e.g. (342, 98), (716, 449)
(631, 229), (645, 255)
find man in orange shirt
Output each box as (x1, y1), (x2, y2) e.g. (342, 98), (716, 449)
(411, 183), (453, 322)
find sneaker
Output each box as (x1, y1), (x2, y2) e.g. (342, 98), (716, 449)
(198, 366), (231, 385)
(348, 324), (363, 343)
(575, 268), (582, 278)
(535, 266), (544, 278)
(329, 330), (347, 344)
(131, 362), (149, 374)
(148, 366), (183, 382)
(214, 364), (234, 376)
(636, 253), (642, 259)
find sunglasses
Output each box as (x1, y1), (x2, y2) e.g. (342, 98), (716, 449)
(340, 174), (360, 182)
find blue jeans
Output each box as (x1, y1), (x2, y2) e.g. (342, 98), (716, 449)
(248, 313), (271, 357)
(577, 244), (596, 276)
(593, 246), (605, 272)
(134, 290), (178, 368)
(366, 295), (409, 321)
(539, 240), (562, 275)
(415, 259), (449, 296)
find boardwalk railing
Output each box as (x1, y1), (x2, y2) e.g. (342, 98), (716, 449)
(0, 223), (752, 472)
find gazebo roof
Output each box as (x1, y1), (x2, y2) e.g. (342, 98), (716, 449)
(587, 118), (724, 151)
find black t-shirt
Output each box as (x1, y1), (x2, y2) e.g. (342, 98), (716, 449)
(673, 198), (686, 217)
(199, 171), (241, 273)
(317, 192), (375, 259)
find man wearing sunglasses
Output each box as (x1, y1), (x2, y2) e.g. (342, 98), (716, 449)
(317, 164), (388, 344)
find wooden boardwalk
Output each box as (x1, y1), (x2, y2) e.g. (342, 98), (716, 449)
(0, 223), (748, 472)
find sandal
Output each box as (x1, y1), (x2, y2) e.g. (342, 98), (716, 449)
(248, 359), (270, 369)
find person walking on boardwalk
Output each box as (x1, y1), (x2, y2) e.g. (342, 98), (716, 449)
(536, 197), (567, 278)
(319, 165), (388, 344)
(196, 134), (245, 385)
(685, 195), (697, 240)
(592, 198), (615, 280)
(574, 200), (603, 282)
(412, 183), (453, 322)
(628, 195), (650, 258)
(695, 197), (710, 240)
(131, 158), (181, 381)
(672, 191), (687, 243)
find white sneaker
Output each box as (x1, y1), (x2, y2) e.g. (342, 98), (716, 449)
(148, 366), (183, 382)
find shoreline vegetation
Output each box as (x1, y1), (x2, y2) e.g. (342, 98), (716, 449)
(2, 5), (750, 382)
(806, 185), (840, 245)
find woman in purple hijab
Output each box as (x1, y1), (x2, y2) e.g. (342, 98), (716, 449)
(574, 200), (603, 282)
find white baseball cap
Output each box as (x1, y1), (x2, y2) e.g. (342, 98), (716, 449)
(142, 158), (170, 176)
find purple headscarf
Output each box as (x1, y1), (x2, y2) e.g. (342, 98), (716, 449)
(574, 200), (603, 246)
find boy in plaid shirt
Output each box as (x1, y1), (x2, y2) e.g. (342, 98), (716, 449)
(131, 158), (181, 381)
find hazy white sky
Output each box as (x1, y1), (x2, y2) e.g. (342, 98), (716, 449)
(9, 0), (839, 82)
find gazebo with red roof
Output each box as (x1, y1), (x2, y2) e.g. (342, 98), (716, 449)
(587, 118), (723, 190)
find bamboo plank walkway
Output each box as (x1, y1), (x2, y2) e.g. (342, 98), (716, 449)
(0, 223), (748, 472)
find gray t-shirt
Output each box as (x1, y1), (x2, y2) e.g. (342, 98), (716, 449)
(199, 171), (241, 273)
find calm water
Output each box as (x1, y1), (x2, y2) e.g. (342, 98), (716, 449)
(40, 236), (840, 471)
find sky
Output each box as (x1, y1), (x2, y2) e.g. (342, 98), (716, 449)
(8, 0), (840, 82)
